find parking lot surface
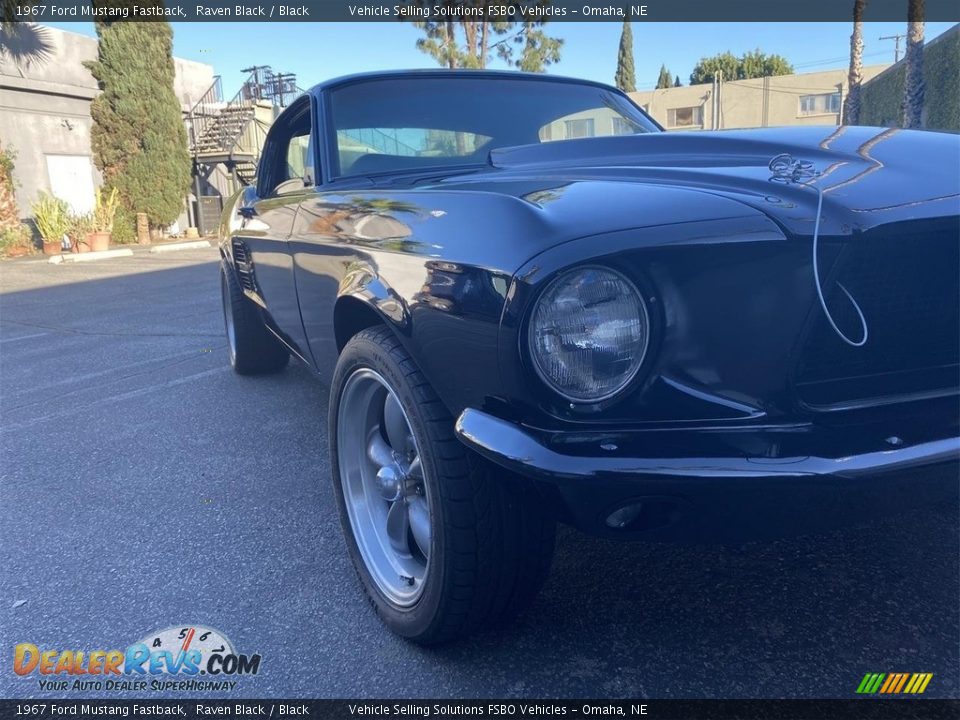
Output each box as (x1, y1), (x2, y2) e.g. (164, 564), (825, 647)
(1, 248), (957, 699)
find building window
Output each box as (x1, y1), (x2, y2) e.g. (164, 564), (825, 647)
(667, 106), (703, 128)
(611, 117), (635, 135)
(799, 92), (842, 116)
(564, 118), (595, 139)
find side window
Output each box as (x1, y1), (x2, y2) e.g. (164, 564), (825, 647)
(258, 97), (315, 197)
(539, 108), (644, 143)
(286, 133), (312, 183)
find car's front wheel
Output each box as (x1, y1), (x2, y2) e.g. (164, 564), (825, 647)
(220, 264), (289, 375)
(329, 326), (556, 644)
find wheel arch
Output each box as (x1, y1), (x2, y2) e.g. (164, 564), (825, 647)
(334, 294), (401, 353)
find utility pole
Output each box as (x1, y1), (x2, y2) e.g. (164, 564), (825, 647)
(836, 82), (844, 126)
(879, 34), (906, 62)
(241, 65), (272, 100)
(272, 73), (298, 107)
(717, 69), (723, 130)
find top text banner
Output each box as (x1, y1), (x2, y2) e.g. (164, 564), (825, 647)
(8, 0), (960, 23)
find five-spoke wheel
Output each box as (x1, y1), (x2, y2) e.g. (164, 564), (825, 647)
(337, 368), (432, 606)
(330, 326), (556, 644)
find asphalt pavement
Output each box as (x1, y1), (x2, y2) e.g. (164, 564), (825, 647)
(1, 247), (957, 699)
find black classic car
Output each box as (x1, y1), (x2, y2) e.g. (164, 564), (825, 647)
(220, 70), (960, 643)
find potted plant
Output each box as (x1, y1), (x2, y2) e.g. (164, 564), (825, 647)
(67, 212), (95, 253)
(0, 224), (34, 258)
(31, 192), (69, 255)
(90, 187), (119, 252)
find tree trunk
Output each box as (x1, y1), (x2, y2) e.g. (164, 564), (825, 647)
(444, 21), (457, 69)
(902, 0), (925, 128)
(843, 0), (866, 125)
(463, 21), (477, 65)
(480, 21), (489, 69)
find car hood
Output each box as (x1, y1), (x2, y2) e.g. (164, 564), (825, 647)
(485, 126), (960, 236)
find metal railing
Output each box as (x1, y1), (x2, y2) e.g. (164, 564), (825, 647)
(188, 70), (264, 159)
(187, 76), (224, 154)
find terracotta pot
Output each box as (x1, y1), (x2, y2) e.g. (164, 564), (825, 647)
(89, 231), (111, 253)
(42, 240), (61, 256)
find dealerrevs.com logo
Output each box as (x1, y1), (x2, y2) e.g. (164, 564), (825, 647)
(13, 625), (261, 692)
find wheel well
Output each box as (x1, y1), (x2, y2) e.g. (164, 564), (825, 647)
(334, 296), (387, 352)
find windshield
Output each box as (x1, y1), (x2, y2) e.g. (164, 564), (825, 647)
(329, 76), (658, 178)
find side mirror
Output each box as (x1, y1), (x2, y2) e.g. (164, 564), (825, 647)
(237, 185), (259, 220)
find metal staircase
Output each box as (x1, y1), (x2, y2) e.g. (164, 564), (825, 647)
(189, 69), (417, 194)
(187, 68), (299, 233)
(188, 75), (264, 190)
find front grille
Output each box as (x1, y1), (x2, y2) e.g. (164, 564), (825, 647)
(231, 240), (257, 292)
(795, 221), (959, 408)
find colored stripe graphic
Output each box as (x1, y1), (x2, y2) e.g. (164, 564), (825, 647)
(906, 673), (933, 694)
(857, 673), (933, 694)
(855, 673), (886, 694)
(893, 673), (910, 693)
(879, 674), (895, 693)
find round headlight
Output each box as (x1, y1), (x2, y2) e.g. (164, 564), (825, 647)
(528, 266), (649, 403)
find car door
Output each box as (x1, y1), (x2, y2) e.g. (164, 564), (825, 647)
(233, 94), (315, 360)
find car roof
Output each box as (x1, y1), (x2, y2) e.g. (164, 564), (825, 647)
(306, 69), (620, 95)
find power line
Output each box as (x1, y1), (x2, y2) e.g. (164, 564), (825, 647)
(793, 49), (890, 69)
(879, 33), (907, 62)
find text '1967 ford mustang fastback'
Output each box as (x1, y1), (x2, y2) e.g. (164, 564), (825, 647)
(219, 70), (959, 643)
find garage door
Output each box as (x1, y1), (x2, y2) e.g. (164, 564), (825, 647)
(45, 154), (96, 215)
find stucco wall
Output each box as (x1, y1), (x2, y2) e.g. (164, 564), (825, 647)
(0, 25), (214, 217)
(859, 24), (959, 131)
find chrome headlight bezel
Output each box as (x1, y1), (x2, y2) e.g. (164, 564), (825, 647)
(526, 264), (651, 405)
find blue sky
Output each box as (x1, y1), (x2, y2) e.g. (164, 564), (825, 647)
(49, 21), (958, 96)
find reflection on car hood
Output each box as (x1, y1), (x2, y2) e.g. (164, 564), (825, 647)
(486, 126), (960, 235)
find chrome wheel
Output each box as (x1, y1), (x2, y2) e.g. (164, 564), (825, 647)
(337, 368), (431, 606)
(221, 274), (237, 365)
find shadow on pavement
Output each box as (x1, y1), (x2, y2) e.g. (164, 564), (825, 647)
(1, 254), (956, 699)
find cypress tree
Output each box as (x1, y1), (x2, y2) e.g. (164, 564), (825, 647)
(614, 19), (636, 92)
(656, 64), (673, 89)
(85, 20), (190, 233)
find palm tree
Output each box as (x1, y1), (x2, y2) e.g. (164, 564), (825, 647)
(902, 0), (925, 128)
(0, 4), (53, 76)
(843, 0), (867, 125)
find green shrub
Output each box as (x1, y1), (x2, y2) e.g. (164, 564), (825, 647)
(110, 204), (136, 244)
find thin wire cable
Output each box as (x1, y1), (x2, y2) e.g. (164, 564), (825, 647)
(769, 153), (868, 347)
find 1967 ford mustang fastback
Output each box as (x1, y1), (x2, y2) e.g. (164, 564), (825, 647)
(220, 70), (959, 643)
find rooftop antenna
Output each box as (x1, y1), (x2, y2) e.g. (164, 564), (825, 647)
(879, 33), (906, 62)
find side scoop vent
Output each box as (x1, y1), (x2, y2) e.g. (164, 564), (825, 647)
(231, 240), (257, 293)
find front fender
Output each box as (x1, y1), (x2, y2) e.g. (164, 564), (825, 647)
(496, 207), (805, 428)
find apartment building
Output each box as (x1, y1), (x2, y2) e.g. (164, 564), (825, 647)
(629, 65), (890, 131)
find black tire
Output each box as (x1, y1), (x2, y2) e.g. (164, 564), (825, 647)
(220, 263), (289, 375)
(329, 326), (556, 644)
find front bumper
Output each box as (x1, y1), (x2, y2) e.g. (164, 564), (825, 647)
(455, 408), (960, 541)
